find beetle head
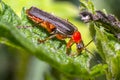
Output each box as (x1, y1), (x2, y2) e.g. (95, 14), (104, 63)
(76, 41), (84, 52)
(72, 31), (84, 52)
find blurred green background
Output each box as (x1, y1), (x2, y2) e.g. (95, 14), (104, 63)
(0, 0), (120, 80)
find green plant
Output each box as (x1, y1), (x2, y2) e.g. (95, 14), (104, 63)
(0, 0), (120, 80)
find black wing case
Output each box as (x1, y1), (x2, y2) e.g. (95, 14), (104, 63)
(27, 7), (77, 35)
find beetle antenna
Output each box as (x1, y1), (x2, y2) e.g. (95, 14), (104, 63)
(85, 48), (101, 64)
(84, 39), (93, 48)
(82, 39), (102, 63)
(84, 48), (93, 56)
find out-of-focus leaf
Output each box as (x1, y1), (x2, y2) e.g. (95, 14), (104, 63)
(80, 0), (95, 12)
(90, 64), (107, 77)
(0, 1), (21, 26)
(80, 0), (120, 80)
(91, 24), (120, 80)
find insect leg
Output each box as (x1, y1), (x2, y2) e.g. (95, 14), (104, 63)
(66, 38), (74, 55)
(37, 34), (56, 43)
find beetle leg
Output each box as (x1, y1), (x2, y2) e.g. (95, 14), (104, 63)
(37, 34), (56, 43)
(66, 38), (74, 55)
(56, 34), (66, 40)
(17, 26), (32, 29)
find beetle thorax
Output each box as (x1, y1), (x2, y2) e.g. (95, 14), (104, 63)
(72, 31), (82, 43)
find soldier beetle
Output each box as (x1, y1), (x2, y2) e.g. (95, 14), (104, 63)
(26, 7), (92, 56)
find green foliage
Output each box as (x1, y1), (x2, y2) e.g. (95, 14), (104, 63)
(0, 0), (120, 80)
(90, 24), (120, 80)
(0, 1), (98, 79)
(80, 0), (120, 80)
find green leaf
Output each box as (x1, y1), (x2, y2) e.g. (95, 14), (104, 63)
(93, 25), (120, 79)
(0, 1), (105, 79)
(80, 0), (95, 12)
(80, 0), (120, 80)
(110, 55), (120, 80)
(90, 64), (108, 77)
(95, 26), (119, 62)
(0, 1), (21, 26)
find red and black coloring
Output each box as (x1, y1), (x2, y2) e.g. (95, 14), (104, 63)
(26, 7), (92, 55)
(80, 10), (120, 40)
